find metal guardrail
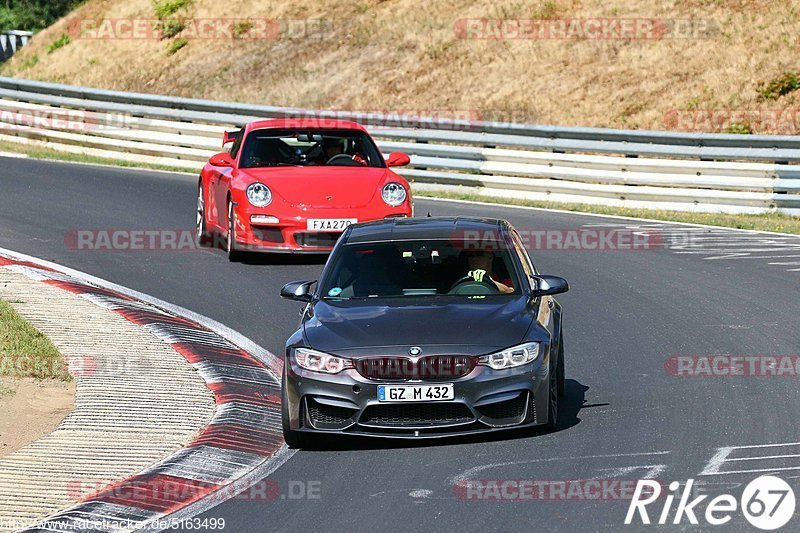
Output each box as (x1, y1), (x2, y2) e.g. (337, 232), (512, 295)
(0, 76), (797, 214)
(0, 32), (32, 62)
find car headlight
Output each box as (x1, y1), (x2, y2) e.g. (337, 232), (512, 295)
(246, 182), (272, 207)
(381, 182), (407, 207)
(294, 347), (353, 374)
(478, 342), (540, 370)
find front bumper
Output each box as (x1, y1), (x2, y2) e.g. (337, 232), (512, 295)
(232, 203), (413, 253)
(284, 357), (551, 438)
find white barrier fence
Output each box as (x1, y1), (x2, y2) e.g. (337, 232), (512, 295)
(0, 31), (32, 62)
(0, 77), (798, 214)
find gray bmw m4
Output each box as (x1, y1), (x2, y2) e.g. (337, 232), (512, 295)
(280, 216), (568, 447)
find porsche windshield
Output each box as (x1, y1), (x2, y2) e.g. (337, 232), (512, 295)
(320, 240), (523, 299)
(239, 129), (385, 168)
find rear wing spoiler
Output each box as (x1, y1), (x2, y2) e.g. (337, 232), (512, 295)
(222, 129), (241, 147)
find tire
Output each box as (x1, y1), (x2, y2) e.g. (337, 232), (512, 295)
(196, 183), (212, 247)
(557, 331), (565, 398)
(281, 373), (307, 449)
(545, 347), (559, 431)
(282, 418), (306, 449)
(226, 200), (244, 262)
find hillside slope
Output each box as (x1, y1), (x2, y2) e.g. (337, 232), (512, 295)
(2, 0), (799, 133)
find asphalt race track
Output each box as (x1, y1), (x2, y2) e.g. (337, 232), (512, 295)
(2, 156), (800, 531)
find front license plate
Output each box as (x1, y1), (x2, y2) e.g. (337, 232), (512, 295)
(378, 384), (454, 402)
(306, 218), (357, 231)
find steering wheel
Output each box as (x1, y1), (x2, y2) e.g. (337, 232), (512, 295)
(448, 275), (500, 295)
(326, 154), (362, 166)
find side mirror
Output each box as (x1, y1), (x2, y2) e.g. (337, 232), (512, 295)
(530, 275), (569, 297)
(385, 151), (411, 167)
(222, 130), (240, 147)
(280, 280), (316, 303)
(209, 152), (234, 167)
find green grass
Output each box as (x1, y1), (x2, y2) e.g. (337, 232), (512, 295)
(166, 37), (189, 56)
(46, 33), (71, 54)
(533, 0), (559, 19)
(420, 189), (800, 235)
(725, 122), (752, 134)
(0, 140), (195, 174)
(759, 71), (800, 100)
(232, 20), (254, 39)
(0, 299), (71, 381)
(160, 19), (185, 39)
(152, 0), (192, 20)
(18, 54), (39, 70)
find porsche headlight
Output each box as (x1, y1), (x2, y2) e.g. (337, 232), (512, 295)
(294, 347), (353, 374)
(246, 182), (272, 207)
(478, 342), (540, 370)
(381, 182), (407, 207)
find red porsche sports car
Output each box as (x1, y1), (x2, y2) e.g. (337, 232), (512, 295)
(196, 119), (413, 259)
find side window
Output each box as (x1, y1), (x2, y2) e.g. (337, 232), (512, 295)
(511, 231), (536, 285)
(229, 131), (243, 159)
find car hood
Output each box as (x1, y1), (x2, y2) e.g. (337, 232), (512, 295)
(236, 166), (392, 208)
(303, 296), (535, 355)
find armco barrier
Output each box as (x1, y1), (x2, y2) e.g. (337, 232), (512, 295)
(0, 76), (798, 214)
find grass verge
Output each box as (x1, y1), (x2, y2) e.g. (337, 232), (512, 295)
(0, 298), (72, 381)
(0, 140), (195, 174)
(420, 190), (800, 235)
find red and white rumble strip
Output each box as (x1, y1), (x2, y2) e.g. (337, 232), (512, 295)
(0, 249), (289, 532)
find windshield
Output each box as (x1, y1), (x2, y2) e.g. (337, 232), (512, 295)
(239, 129), (385, 168)
(320, 239), (522, 299)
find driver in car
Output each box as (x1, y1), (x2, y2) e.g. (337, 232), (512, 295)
(316, 137), (367, 165)
(464, 249), (514, 294)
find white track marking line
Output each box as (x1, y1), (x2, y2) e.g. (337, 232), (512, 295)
(591, 465), (667, 480)
(420, 196), (800, 239)
(451, 451), (672, 484)
(700, 443), (800, 476)
(726, 454), (800, 462)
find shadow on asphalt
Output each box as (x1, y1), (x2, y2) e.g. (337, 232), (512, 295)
(300, 379), (591, 452)
(207, 248), (329, 266)
(237, 252), (328, 266)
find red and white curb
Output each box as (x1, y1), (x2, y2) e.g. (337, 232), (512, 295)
(0, 249), (293, 532)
